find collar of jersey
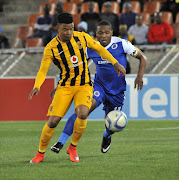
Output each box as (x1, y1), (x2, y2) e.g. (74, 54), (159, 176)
(56, 34), (75, 44)
(97, 37), (114, 50)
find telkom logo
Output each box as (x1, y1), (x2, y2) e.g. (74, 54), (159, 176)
(126, 76), (178, 118)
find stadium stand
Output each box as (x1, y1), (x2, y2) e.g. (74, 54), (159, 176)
(0, 0), (45, 47)
(0, 0), (178, 49)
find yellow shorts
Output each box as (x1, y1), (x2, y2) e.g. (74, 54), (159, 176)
(47, 84), (93, 118)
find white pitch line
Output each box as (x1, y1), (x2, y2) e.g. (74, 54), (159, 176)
(126, 127), (179, 131)
(144, 127), (179, 130)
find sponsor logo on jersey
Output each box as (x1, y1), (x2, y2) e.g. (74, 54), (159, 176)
(112, 44), (118, 49)
(69, 55), (83, 68)
(68, 61), (83, 68)
(70, 55), (78, 64)
(94, 91), (100, 97)
(76, 41), (83, 49)
(98, 60), (111, 64)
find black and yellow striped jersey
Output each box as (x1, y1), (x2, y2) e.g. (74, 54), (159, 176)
(33, 31), (118, 89)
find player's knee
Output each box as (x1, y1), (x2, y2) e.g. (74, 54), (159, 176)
(48, 116), (62, 128)
(76, 105), (89, 120)
(77, 112), (88, 120)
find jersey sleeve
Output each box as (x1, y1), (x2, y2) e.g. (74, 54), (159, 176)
(83, 32), (118, 65)
(33, 44), (53, 89)
(121, 39), (139, 57)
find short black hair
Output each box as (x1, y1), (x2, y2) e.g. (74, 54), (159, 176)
(97, 20), (112, 28)
(57, 12), (73, 24)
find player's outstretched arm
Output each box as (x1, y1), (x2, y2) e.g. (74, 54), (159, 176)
(114, 62), (126, 77)
(92, 43), (126, 76)
(83, 32), (126, 76)
(28, 45), (53, 100)
(134, 50), (147, 91)
(28, 88), (40, 100)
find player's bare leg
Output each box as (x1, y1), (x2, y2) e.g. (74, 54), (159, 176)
(88, 98), (97, 115)
(51, 99), (97, 154)
(30, 116), (62, 163)
(67, 105), (89, 162)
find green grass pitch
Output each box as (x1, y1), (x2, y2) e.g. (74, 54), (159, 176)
(0, 120), (178, 180)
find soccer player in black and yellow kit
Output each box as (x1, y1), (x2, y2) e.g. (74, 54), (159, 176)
(28, 12), (126, 163)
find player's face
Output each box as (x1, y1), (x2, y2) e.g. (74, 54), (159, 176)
(96, 25), (113, 47)
(58, 23), (74, 42)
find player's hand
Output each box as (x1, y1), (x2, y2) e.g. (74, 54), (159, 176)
(134, 75), (143, 91)
(114, 62), (126, 77)
(50, 88), (56, 98)
(28, 88), (40, 100)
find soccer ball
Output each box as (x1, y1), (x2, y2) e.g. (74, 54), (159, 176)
(105, 110), (127, 132)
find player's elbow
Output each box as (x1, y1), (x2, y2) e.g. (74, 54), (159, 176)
(143, 55), (147, 63)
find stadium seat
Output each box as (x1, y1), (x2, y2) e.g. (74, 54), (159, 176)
(70, 0), (83, 5)
(16, 26), (34, 41)
(175, 12), (179, 24)
(26, 38), (43, 48)
(49, 0), (67, 3)
(172, 23), (178, 40)
(73, 14), (80, 28)
(80, 2), (99, 14)
(27, 14), (41, 28)
(14, 26), (34, 48)
(49, 0), (57, 3)
(122, 1), (141, 14)
(139, 12), (151, 26)
(176, 38), (179, 44)
(63, 2), (78, 15)
(174, 24), (179, 38)
(161, 11), (173, 24)
(152, 0), (166, 2)
(143, 1), (161, 15)
(101, 1), (120, 14)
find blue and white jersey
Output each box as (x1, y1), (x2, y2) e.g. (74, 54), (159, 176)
(86, 36), (138, 95)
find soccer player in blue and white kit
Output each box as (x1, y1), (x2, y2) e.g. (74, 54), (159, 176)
(51, 20), (147, 154)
